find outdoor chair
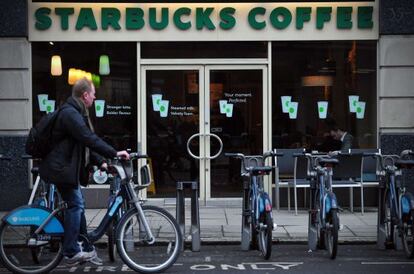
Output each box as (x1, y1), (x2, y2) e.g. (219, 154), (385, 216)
(350, 148), (380, 215)
(331, 152), (364, 213)
(273, 148), (309, 215)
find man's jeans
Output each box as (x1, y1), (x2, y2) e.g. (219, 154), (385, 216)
(59, 185), (87, 257)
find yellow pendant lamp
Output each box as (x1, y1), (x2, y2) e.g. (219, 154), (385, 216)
(51, 55), (62, 76)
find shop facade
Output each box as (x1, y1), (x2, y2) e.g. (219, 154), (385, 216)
(1, 1), (413, 210)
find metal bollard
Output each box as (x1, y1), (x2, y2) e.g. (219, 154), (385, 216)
(176, 181), (200, 252)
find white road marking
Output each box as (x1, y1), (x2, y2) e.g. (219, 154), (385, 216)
(362, 262), (414, 265)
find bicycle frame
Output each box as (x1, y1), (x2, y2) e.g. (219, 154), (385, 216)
(3, 159), (156, 248)
(317, 167), (338, 225)
(250, 176), (272, 224)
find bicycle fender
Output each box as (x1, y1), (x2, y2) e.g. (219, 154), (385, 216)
(401, 192), (414, 214)
(325, 192), (338, 213)
(2, 205), (64, 234)
(263, 193), (272, 212)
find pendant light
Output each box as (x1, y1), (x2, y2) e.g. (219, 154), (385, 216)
(68, 68), (76, 85)
(99, 55), (110, 75)
(51, 55), (62, 76)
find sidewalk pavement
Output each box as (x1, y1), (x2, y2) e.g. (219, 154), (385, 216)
(86, 205), (378, 244)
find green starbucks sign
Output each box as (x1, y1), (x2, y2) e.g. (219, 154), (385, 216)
(34, 5), (373, 31)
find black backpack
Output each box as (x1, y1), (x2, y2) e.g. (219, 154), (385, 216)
(25, 107), (65, 158)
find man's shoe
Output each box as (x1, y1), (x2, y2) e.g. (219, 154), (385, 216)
(88, 254), (104, 266)
(64, 251), (95, 266)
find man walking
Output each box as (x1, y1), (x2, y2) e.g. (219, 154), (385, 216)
(39, 78), (129, 265)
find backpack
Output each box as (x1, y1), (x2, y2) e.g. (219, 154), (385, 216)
(25, 107), (65, 158)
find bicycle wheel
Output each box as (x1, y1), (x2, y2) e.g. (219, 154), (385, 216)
(382, 188), (394, 248)
(0, 221), (63, 274)
(258, 211), (272, 260)
(325, 209), (339, 259)
(401, 209), (414, 258)
(116, 205), (182, 273)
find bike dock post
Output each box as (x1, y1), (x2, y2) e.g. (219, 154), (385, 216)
(176, 181), (201, 252)
(377, 185), (387, 249)
(241, 178), (250, 251)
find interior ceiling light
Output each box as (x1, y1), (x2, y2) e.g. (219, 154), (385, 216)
(51, 55), (62, 76)
(99, 55), (110, 75)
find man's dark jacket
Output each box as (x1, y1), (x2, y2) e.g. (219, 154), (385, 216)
(39, 97), (117, 188)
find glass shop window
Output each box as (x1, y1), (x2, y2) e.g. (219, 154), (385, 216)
(32, 42), (137, 167)
(272, 41), (377, 151)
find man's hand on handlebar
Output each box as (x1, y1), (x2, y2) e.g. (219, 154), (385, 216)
(116, 150), (130, 160)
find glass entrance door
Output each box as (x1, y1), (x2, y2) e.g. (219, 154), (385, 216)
(142, 66), (204, 198)
(205, 66), (267, 198)
(141, 65), (267, 202)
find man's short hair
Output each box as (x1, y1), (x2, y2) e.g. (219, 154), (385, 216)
(72, 78), (93, 98)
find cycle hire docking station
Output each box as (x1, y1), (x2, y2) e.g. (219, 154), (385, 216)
(176, 181), (201, 252)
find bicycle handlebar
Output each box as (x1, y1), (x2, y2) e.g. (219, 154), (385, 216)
(0, 154), (11, 161)
(21, 154), (42, 160)
(225, 151), (282, 174)
(293, 151), (329, 158)
(113, 152), (148, 161)
(225, 151), (283, 160)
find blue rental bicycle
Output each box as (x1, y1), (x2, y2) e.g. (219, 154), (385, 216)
(226, 151), (282, 260)
(0, 153), (182, 274)
(295, 151), (340, 259)
(365, 149), (414, 258)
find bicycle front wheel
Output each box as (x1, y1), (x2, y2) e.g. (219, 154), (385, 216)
(402, 209), (414, 258)
(0, 221), (63, 274)
(116, 205), (182, 273)
(325, 209), (339, 259)
(382, 188), (394, 248)
(258, 211), (273, 260)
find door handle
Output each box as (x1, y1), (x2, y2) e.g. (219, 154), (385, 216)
(205, 133), (223, 160)
(186, 133), (223, 160)
(187, 133), (203, 160)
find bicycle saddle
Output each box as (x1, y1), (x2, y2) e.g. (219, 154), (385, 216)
(248, 166), (273, 175)
(318, 158), (339, 167)
(395, 159), (414, 169)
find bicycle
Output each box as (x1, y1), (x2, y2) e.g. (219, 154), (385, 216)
(365, 149), (414, 258)
(225, 151), (282, 260)
(295, 151), (340, 259)
(0, 152), (182, 274)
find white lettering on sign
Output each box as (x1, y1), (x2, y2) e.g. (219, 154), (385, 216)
(224, 92), (252, 104)
(57, 262), (303, 272)
(105, 105), (132, 116)
(190, 264), (216, 270)
(170, 105), (196, 116)
(221, 264), (246, 270)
